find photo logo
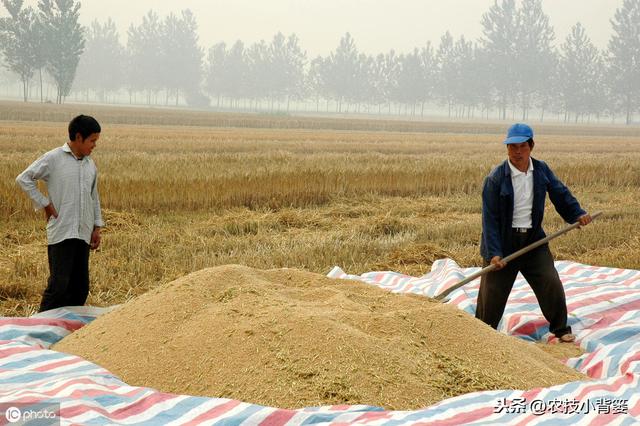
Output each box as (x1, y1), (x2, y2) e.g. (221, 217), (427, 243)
(5, 406), (21, 423)
(1, 404), (60, 425)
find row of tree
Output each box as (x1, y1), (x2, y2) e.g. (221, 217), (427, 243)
(0, 0), (83, 103)
(1, 0), (640, 123)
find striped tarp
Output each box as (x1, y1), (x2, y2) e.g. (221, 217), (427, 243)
(0, 260), (639, 424)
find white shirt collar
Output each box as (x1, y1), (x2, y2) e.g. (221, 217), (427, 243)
(62, 142), (83, 160)
(508, 158), (534, 177)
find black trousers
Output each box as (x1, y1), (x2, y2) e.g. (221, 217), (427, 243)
(475, 232), (571, 337)
(39, 239), (91, 312)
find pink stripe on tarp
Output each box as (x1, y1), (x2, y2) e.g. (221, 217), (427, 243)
(0, 343), (37, 358)
(329, 405), (357, 411)
(562, 265), (582, 275)
(1, 377), (124, 398)
(65, 384), (142, 400)
(618, 352), (640, 376)
(33, 356), (84, 372)
(573, 372), (635, 401)
(506, 293), (540, 304)
(351, 410), (393, 423)
(565, 288), (640, 311)
(512, 415), (538, 426)
(520, 387), (543, 401)
(585, 300), (640, 329)
(372, 274), (387, 283)
(585, 361), (604, 379)
(571, 285), (640, 299)
(183, 399), (243, 425)
(449, 293), (468, 305)
(587, 398), (640, 426)
(411, 406), (496, 425)
(629, 397), (640, 417)
(258, 408), (297, 425)
(576, 350), (601, 374)
(509, 391), (556, 426)
(64, 390), (178, 420)
(0, 318), (85, 331)
(507, 316), (547, 337)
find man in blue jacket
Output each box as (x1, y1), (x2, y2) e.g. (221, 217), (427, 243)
(477, 123), (591, 343)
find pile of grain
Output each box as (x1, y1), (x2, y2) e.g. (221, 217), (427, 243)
(53, 265), (585, 410)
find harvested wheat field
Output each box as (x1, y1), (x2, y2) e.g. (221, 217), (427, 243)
(54, 265), (585, 410)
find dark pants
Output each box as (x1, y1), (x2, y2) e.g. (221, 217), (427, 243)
(475, 231), (571, 337)
(39, 239), (90, 312)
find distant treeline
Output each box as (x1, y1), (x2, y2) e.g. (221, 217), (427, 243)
(5, 101), (640, 138)
(1, 0), (640, 124)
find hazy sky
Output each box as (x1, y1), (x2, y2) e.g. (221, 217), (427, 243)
(14, 0), (621, 56)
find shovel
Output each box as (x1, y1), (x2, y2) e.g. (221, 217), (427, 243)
(433, 211), (603, 301)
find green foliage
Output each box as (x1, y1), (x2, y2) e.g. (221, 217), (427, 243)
(0, 0), (39, 100)
(74, 18), (124, 98)
(127, 9), (204, 106)
(559, 23), (606, 122)
(37, 0), (85, 103)
(480, 0), (556, 120)
(126, 10), (161, 95)
(607, 0), (640, 124)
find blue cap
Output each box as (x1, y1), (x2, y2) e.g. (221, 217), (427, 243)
(504, 123), (533, 144)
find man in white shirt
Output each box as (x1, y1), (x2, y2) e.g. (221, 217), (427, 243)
(16, 115), (104, 312)
(477, 123), (591, 343)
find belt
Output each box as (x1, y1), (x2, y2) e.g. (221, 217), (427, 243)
(512, 227), (531, 234)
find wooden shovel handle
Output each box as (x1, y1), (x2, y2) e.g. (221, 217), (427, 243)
(434, 211), (603, 301)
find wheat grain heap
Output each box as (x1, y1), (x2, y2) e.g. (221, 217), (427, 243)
(54, 265), (585, 410)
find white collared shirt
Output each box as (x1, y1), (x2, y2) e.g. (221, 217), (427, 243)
(16, 143), (104, 245)
(508, 158), (534, 229)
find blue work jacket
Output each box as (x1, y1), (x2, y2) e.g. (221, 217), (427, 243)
(480, 158), (586, 262)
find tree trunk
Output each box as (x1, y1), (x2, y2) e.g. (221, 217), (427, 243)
(39, 69), (43, 103)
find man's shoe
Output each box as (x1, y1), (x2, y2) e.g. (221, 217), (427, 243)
(559, 333), (576, 343)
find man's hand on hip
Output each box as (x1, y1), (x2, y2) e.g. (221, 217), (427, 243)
(44, 203), (58, 221)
